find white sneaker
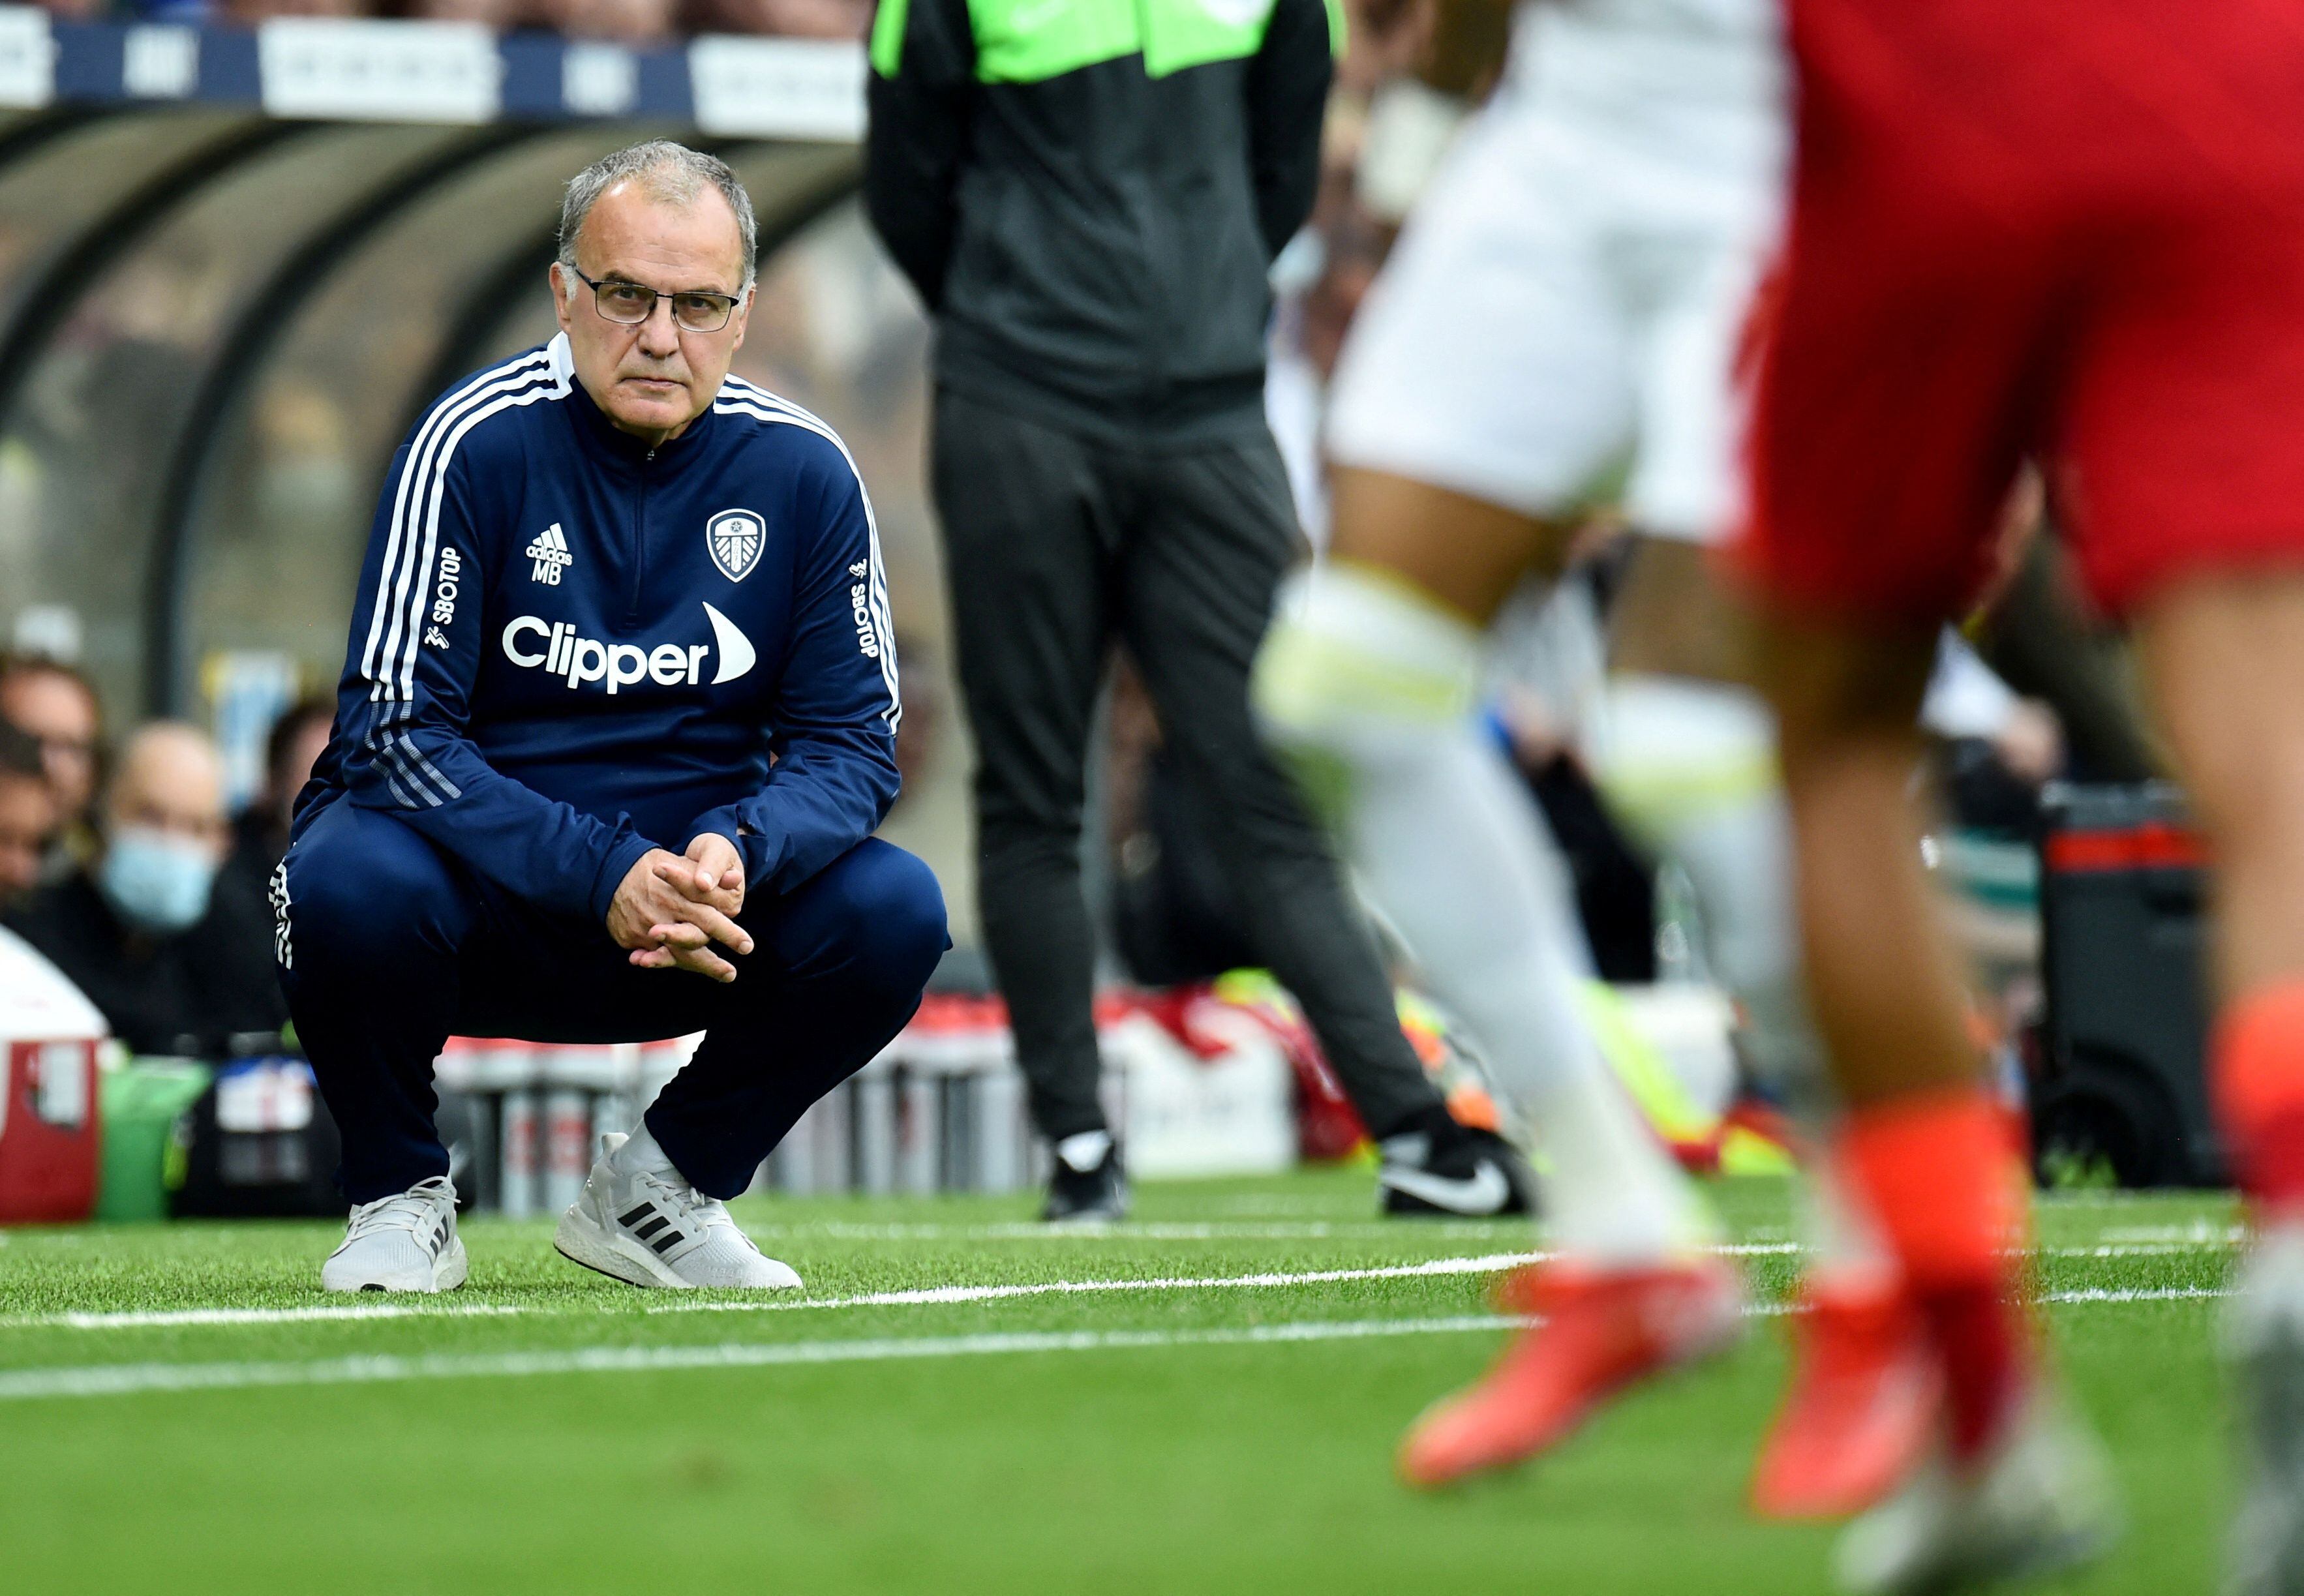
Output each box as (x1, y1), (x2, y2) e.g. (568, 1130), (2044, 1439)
(2228, 1226), (2304, 1596)
(554, 1133), (801, 1291)
(1836, 1385), (2119, 1594)
(321, 1175), (466, 1293)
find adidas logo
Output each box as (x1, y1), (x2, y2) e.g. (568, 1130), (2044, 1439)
(524, 522), (573, 586)
(619, 1201), (687, 1257)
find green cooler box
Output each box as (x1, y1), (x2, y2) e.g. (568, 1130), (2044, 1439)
(97, 1060), (212, 1222)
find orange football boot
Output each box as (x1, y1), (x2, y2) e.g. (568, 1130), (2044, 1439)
(1751, 1279), (1938, 1521)
(1399, 1257), (1744, 1488)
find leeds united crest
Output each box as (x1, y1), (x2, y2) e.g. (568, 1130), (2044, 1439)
(706, 508), (765, 583)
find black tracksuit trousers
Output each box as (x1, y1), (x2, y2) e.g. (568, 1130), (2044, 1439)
(932, 388), (1444, 1145)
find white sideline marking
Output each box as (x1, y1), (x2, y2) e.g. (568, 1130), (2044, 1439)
(2041, 1244), (2234, 1259)
(644, 1236), (2232, 1317)
(2041, 1286), (2230, 1306)
(0, 1254), (1547, 1332)
(649, 1250), (1551, 1314)
(40, 1304), (528, 1330)
(775, 1221), (1521, 1242)
(0, 1302), (541, 1331)
(1736, 1286), (2233, 1317)
(2097, 1224), (2243, 1246)
(767, 1223), (1814, 1246)
(0, 1314), (1516, 1402)
(0, 1284), (2235, 1403)
(4, 1237), (2232, 1333)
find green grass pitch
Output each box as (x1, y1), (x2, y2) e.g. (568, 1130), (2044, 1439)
(0, 1169), (2241, 1595)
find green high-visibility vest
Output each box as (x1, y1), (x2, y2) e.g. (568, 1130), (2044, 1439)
(872, 0), (1345, 84)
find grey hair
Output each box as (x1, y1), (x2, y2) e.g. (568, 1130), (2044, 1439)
(556, 140), (758, 295)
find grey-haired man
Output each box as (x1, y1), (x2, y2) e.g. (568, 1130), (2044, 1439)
(280, 142), (947, 1292)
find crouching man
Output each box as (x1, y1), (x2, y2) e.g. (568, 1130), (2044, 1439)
(278, 141), (947, 1293)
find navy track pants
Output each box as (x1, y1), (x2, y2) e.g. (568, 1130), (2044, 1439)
(277, 799), (948, 1203)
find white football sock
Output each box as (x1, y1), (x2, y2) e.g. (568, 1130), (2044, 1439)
(1056, 1129), (1113, 1172)
(612, 1121), (680, 1181)
(1596, 673), (1891, 1283)
(1258, 562), (1713, 1263)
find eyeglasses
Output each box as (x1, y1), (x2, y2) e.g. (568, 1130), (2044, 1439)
(569, 267), (743, 333)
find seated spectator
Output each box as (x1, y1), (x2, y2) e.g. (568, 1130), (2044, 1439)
(401, 0), (523, 22)
(541, 0), (676, 40)
(0, 721), (56, 912)
(682, 0), (865, 37)
(0, 652), (103, 877)
(4, 722), (288, 1057)
(219, 0), (364, 22)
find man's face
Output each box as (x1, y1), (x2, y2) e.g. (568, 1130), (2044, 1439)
(551, 181), (752, 446)
(0, 669), (98, 824)
(105, 730), (226, 863)
(0, 770), (55, 903)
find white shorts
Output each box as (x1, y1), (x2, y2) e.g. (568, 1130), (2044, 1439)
(1326, 20), (1788, 543)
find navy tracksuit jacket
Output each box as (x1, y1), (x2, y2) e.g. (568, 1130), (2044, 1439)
(278, 334), (948, 1202)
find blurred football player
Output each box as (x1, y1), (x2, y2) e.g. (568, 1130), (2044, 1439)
(1742, 0), (2304, 1586)
(1256, 0), (1921, 1512)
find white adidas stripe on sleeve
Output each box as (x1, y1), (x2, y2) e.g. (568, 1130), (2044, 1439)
(357, 337), (574, 807)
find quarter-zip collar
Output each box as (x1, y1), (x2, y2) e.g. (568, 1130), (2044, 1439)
(566, 363), (721, 470)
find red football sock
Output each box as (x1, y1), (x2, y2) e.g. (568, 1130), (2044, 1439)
(2213, 982), (2304, 1220)
(1840, 1088), (2030, 1462)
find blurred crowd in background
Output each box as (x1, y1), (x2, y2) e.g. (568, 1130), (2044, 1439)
(0, 652), (317, 1056)
(24, 0), (869, 44)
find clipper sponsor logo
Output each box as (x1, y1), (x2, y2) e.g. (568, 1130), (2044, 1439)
(525, 522), (573, 586)
(706, 508), (765, 583)
(501, 602), (755, 693)
(424, 545), (462, 649)
(849, 560), (881, 661)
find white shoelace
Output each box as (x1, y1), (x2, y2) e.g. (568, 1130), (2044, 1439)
(343, 1176), (456, 1242)
(628, 1167), (736, 1237)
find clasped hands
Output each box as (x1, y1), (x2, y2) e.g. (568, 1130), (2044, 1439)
(605, 833), (752, 983)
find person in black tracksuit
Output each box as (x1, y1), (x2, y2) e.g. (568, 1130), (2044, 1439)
(865, 0), (1529, 1220)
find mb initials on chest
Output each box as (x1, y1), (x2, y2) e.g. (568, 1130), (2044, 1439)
(526, 523), (574, 586)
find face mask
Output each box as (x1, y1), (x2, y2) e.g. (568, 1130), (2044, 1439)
(99, 826), (217, 935)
